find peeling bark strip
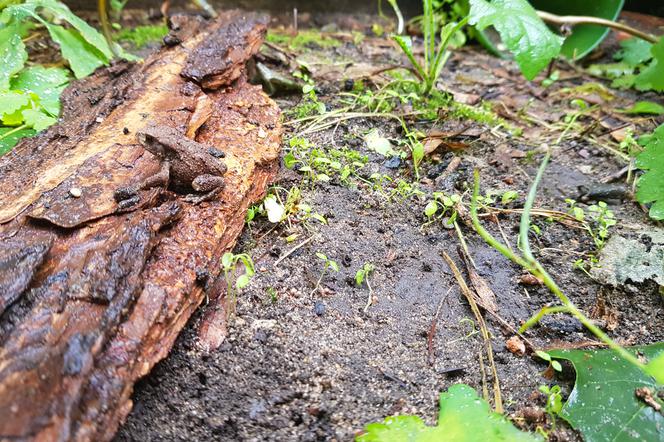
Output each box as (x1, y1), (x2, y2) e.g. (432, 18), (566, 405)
(0, 11), (281, 441)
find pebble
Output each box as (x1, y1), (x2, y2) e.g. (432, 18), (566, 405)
(383, 156), (402, 169)
(69, 187), (82, 198)
(313, 301), (326, 316)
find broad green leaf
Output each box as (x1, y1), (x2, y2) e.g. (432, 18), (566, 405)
(357, 384), (540, 441)
(621, 101), (664, 116)
(0, 91), (29, 120)
(21, 108), (56, 131)
(12, 66), (69, 115)
(0, 126), (35, 155)
(635, 124), (664, 220)
(44, 23), (107, 79)
(530, 0), (624, 60)
(615, 37), (653, 67)
(549, 343), (664, 442)
(30, 0), (114, 60)
(0, 22), (28, 91)
(469, 0), (563, 80)
(635, 36), (664, 92)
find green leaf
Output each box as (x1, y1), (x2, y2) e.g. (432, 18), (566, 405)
(365, 129), (396, 157)
(615, 37), (653, 67)
(0, 91), (29, 120)
(549, 344), (664, 442)
(221, 252), (234, 270)
(530, 0), (625, 60)
(236, 274), (250, 289)
(635, 124), (664, 220)
(635, 36), (664, 92)
(0, 126), (35, 156)
(501, 190), (518, 204)
(392, 35), (427, 81)
(21, 108), (56, 131)
(0, 21), (28, 91)
(357, 384), (540, 441)
(11, 66), (69, 115)
(44, 23), (107, 79)
(31, 0), (114, 60)
(621, 101), (664, 116)
(424, 200), (438, 217)
(469, 0), (563, 80)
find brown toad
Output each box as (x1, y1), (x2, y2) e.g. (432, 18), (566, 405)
(135, 124), (227, 203)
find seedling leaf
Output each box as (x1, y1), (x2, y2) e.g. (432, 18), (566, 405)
(635, 124), (664, 220)
(357, 384), (539, 441)
(548, 344), (664, 442)
(469, 0), (563, 80)
(622, 101), (664, 116)
(635, 36), (664, 92)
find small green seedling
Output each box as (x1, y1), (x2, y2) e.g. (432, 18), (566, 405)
(424, 191), (461, 226)
(221, 252), (255, 313)
(538, 384), (563, 424)
(311, 252), (339, 297)
(356, 262), (376, 313)
(392, 0), (467, 95)
(535, 350), (562, 373)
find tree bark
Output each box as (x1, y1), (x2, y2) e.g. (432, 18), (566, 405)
(0, 11), (282, 441)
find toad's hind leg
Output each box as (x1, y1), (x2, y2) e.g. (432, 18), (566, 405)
(184, 174), (225, 203)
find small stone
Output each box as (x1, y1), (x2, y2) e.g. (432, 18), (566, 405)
(313, 301), (326, 316)
(257, 127), (267, 138)
(95, 117), (104, 123)
(577, 148), (590, 159)
(69, 187), (82, 198)
(384, 156), (402, 169)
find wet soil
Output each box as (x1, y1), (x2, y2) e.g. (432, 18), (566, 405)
(116, 11), (664, 442)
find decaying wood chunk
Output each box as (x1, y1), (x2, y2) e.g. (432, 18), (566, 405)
(0, 10), (281, 441)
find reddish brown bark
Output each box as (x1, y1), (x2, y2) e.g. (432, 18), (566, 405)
(0, 11), (281, 441)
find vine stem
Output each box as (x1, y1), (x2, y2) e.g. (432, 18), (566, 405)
(537, 10), (659, 44)
(470, 157), (645, 371)
(0, 124), (28, 143)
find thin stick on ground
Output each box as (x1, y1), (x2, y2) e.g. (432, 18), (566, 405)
(363, 277), (375, 313)
(443, 251), (503, 413)
(274, 235), (315, 267)
(428, 287), (453, 366)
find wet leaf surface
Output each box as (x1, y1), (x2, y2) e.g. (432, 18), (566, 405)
(358, 384), (540, 441)
(549, 344), (664, 442)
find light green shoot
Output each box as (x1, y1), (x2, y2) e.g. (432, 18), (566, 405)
(356, 263), (376, 312)
(311, 252), (339, 297)
(392, 0), (468, 95)
(221, 252), (255, 313)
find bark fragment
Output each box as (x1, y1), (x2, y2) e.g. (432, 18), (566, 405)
(0, 11), (281, 441)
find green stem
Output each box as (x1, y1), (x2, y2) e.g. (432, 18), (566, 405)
(471, 166), (645, 371)
(520, 306), (572, 333)
(0, 124), (28, 142)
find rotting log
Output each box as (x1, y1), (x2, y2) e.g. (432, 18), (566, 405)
(0, 11), (281, 441)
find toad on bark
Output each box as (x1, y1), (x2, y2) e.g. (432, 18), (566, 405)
(116, 124), (227, 206)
